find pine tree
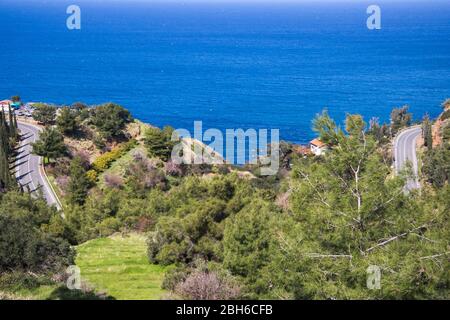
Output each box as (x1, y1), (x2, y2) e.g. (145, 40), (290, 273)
(31, 127), (67, 162)
(0, 112), (9, 157)
(67, 156), (90, 205)
(0, 122), (12, 191)
(56, 107), (78, 134)
(8, 105), (16, 140)
(12, 110), (18, 139)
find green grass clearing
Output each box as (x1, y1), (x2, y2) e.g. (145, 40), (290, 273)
(75, 233), (167, 300)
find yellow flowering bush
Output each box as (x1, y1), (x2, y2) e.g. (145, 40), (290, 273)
(86, 170), (98, 184)
(92, 139), (137, 172)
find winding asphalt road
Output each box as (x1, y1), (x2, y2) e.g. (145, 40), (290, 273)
(394, 126), (422, 191)
(15, 121), (62, 210)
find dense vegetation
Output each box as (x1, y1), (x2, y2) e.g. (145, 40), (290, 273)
(0, 191), (73, 273)
(1, 100), (449, 300)
(0, 103), (18, 191)
(422, 104), (450, 188)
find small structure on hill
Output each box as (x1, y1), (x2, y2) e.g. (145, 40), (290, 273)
(0, 100), (12, 111)
(310, 138), (328, 156)
(0, 99), (21, 110)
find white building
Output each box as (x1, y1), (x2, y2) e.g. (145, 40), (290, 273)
(310, 138), (328, 156)
(0, 100), (12, 111)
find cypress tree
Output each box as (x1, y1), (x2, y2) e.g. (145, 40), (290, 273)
(0, 126), (12, 190)
(67, 156), (90, 205)
(13, 110), (18, 138)
(8, 105), (15, 138)
(0, 105), (17, 191)
(1, 108), (10, 143)
(423, 114), (433, 151)
(0, 112), (9, 156)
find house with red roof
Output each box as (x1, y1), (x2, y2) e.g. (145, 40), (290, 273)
(310, 138), (328, 156)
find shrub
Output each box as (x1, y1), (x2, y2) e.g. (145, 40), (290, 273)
(97, 217), (121, 237)
(175, 270), (241, 300)
(32, 103), (57, 125)
(104, 174), (123, 189)
(161, 266), (189, 291)
(165, 160), (185, 177)
(55, 175), (70, 194)
(73, 150), (91, 169)
(125, 151), (167, 195)
(144, 126), (175, 161)
(0, 272), (54, 291)
(0, 200), (74, 273)
(92, 139), (136, 172)
(86, 170), (98, 183)
(90, 103), (133, 139)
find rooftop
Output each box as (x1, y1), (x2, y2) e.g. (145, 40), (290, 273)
(310, 138), (326, 148)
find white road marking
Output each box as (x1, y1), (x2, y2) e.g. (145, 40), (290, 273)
(393, 126), (421, 191)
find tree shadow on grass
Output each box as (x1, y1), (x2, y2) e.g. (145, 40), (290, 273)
(47, 286), (116, 300)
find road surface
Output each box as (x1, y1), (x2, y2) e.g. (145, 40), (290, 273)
(15, 121), (62, 210)
(394, 126), (422, 191)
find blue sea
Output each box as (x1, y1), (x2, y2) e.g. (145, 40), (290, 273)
(1, 0), (449, 143)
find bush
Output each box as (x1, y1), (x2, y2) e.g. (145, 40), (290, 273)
(144, 126), (175, 161)
(32, 103), (57, 125)
(165, 160), (185, 177)
(175, 270), (241, 300)
(0, 191), (74, 273)
(0, 272), (54, 291)
(90, 103), (133, 139)
(104, 174), (123, 189)
(86, 170), (98, 183)
(92, 139), (136, 172)
(161, 266), (189, 291)
(97, 217), (121, 237)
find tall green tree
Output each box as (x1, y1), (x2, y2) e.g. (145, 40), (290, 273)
(0, 111), (12, 191)
(11, 95), (21, 103)
(67, 156), (90, 205)
(90, 103), (132, 139)
(32, 104), (57, 125)
(12, 109), (18, 136)
(260, 113), (449, 299)
(422, 147), (449, 188)
(368, 117), (389, 144)
(0, 110), (10, 154)
(56, 107), (78, 135)
(223, 200), (275, 296)
(390, 105), (412, 135)
(0, 190), (74, 272)
(312, 110), (344, 146)
(422, 114), (433, 151)
(0, 142), (12, 191)
(7, 105), (18, 141)
(144, 126), (175, 162)
(72, 102), (90, 121)
(31, 127), (67, 162)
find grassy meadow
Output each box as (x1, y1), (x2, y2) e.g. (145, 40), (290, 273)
(75, 233), (167, 300)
